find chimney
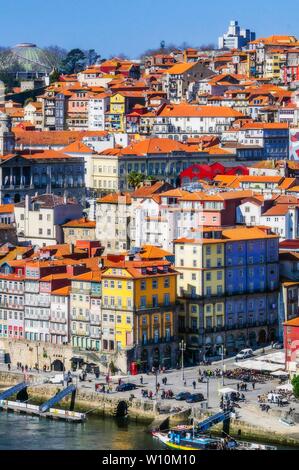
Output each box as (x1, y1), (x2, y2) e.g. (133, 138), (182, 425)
(25, 194), (30, 211)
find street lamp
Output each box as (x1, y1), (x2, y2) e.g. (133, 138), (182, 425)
(179, 340), (186, 382)
(221, 345), (225, 386)
(206, 376), (210, 409)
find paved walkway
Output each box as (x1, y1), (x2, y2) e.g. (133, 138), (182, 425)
(1, 348), (299, 435)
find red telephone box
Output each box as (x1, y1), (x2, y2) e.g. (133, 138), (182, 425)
(130, 362), (138, 376)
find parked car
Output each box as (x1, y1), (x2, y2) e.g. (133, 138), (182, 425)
(116, 383), (137, 392)
(235, 349), (254, 361)
(273, 342), (283, 350)
(186, 393), (205, 404)
(175, 392), (192, 401)
(47, 373), (64, 385)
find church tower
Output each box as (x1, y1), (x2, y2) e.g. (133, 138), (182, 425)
(0, 112), (15, 156)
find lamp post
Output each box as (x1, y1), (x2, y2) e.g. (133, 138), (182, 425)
(207, 376), (210, 409)
(36, 344), (39, 374)
(179, 340), (186, 382)
(222, 345), (225, 386)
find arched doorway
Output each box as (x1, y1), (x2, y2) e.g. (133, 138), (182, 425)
(141, 349), (148, 373)
(249, 331), (257, 348)
(235, 334), (246, 351)
(205, 337), (212, 358)
(258, 330), (267, 345)
(226, 334), (235, 354)
(269, 329), (276, 342)
(152, 347), (160, 368)
(51, 359), (64, 371)
(215, 335), (224, 356)
(163, 345), (172, 369)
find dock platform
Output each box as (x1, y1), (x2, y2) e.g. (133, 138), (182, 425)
(0, 399), (86, 423)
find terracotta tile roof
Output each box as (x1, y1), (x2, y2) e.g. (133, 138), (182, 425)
(14, 130), (108, 147)
(139, 245), (172, 259)
(163, 62), (195, 74)
(278, 178), (297, 190)
(238, 176), (284, 184)
(159, 189), (190, 198)
(131, 181), (173, 198)
(240, 122), (289, 130)
(174, 226), (277, 244)
(122, 138), (187, 156)
(51, 286), (71, 296)
(261, 205), (290, 216)
(63, 140), (95, 154)
(15, 194), (77, 209)
(97, 192), (132, 204)
(63, 218), (96, 229)
(158, 104), (244, 118)
(72, 270), (101, 282)
(0, 204), (14, 214)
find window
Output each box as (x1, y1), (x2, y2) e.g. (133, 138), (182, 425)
(164, 293), (170, 306)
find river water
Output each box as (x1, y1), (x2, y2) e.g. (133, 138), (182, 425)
(0, 412), (164, 450)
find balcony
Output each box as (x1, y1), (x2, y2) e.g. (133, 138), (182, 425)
(71, 315), (90, 322)
(72, 329), (89, 337)
(0, 302), (23, 309)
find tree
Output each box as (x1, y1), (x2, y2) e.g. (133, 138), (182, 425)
(49, 68), (61, 83)
(127, 171), (145, 189)
(43, 45), (67, 70)
(292, 375), (299, 398)
(85, 49), (101, 66)
(61, 48), (86, 74)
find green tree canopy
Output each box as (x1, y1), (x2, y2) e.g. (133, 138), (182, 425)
(61, 48), (86, 74)
(292, 375), (299, 398)
(127, 172), (146, 189)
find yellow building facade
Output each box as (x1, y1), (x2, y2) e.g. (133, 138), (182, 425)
(101, 255), (179, 370)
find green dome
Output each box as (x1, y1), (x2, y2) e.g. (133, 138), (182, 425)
(11, 43), (53, 73)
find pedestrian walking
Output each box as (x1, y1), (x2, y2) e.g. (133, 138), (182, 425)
(7, 363), (10, 371)
(140, 376), (143, 385)
(192, 380), (196, 390)
(252, 382), (255, 391)
(237, 383), (240, 391)
(184, 380), (187, 387)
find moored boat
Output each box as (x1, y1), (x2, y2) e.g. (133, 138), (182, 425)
(152, 427), (277, 451)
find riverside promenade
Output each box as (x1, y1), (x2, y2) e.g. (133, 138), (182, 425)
(1, 350), (299, 447)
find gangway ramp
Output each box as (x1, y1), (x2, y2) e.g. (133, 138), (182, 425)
(196, 411), (231, 433)
(0, 382), (28, 401)
(39, 385), (76, 413)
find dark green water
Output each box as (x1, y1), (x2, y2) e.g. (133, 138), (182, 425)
(0, 412), (296, 450)
(0, 413), (164, 450)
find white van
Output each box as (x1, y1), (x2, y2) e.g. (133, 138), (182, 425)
(48, 373), (64, 384)
(235, 349), (254, 361)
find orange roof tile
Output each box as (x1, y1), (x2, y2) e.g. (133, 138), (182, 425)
(0, 204), (14, 214)
(98, 192), (132, 204)
(63, 218), (96, 228)
(158, 104), (244, 118)
(63, 141), (95, 154)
